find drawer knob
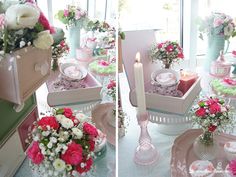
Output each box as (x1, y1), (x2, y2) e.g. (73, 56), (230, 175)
(35, 61), (49, 76)
(13, 103), (25, 112)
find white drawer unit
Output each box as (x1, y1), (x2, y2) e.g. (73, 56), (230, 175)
(0, 131), (25, 177)
(0, 46), (51, 105)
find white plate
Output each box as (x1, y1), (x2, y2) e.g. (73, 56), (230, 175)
(59, 63), (88, 80)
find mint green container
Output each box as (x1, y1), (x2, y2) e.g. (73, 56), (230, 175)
(204, 34), (229, 70)
(68, 23), (81, 58)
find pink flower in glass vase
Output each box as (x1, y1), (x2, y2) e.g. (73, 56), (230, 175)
(166, 44), (174, 52)
(61, 141), (83, 165)
(229, 159), (236, 175)
(27, 141), (44, 165)
(64, 9), (69, 17)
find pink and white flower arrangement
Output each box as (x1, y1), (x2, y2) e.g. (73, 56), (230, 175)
(0, 0), (54, 55)
(191, 96), (234, 144)
(27, 107), (98, 176)
(149, 41), (184, 68)
(106, 79), (116, 102)
(56, 5), (88, 28)
(198, 12), (236, 40)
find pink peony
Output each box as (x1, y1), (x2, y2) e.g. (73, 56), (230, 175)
(195, 108), (206, 117)
(63, 108), (73, 118)
(38, 116), (59, 130)
(209, 103), (221, 114)
(229, 159), (236, 175)
(64, 9), (69, 17)
(27, 141), (44, 164)
(61, 142), (83, 165)
(166, 44), (174, 52)
(83, 122), (98, 138)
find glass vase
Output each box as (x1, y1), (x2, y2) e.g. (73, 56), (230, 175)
(193, 130), (218, 160)
(68, 22), (81, 58)
(204, 34), (229, 71)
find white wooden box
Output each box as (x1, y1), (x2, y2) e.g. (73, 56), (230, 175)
(0, 46), (51, 105)
(122, 30), (202, 115)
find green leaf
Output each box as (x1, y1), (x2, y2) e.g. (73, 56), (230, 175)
(56, 108), (64, 114)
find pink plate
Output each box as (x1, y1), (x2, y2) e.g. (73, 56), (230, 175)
(171, 129), (236, 177)
(92, 103), (116, 146)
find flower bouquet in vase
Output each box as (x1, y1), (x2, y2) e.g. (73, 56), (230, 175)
(149, 40), (184, 69)
(27, 107), (99, 177)
(198, 12), (236, 70)
(191, 96), (234, 160)
(56, 5), (88, 58)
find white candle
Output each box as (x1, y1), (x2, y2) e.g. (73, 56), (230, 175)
(134, 52), (146, 114)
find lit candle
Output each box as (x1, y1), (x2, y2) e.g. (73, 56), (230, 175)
(134, 52), (146, 114)
(178, 70), (198, 94)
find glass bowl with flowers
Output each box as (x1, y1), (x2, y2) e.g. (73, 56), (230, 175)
(27, 107), (99, 177)
(190, 96), (234, 160)
(149, 40), (184, 69)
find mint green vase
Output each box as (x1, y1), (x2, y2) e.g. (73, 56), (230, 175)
(68, 23), (81, 58)
(204, 34), (229, 71)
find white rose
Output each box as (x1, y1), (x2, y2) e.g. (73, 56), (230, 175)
(75, 113), (88, 123)
(5, 4), (40, 29)
(72, 128), (83, 139)
(61, 118), (74, 129)
(33, 30), (53, 50)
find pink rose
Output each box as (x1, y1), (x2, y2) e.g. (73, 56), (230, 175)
(76, 157), (93, 174)
(166, 44), (174, 52)
(64, 9), (69, 17)
(178, 52), (184, 59)
(213, 18), (224, 27)
(195, 108), (206, 117)
(63, 108), (73, 118)
(107, 80), (116, 89)
(157, 43), (163, 49)
(209, 103), (221, 114)
(61, 141), (83, 165)
(27, 141), (44, 164)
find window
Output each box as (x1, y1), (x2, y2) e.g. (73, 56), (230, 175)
(119, 0), (181, 42)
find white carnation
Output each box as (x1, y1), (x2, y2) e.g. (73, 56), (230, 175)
(75, 113), (88, 123)
(72, 128), (83, 139)
(61, 118), (74, 129)
(33, 30), (53, 50)
(56, 115), (66, 123)
(5, 4), (40, 29)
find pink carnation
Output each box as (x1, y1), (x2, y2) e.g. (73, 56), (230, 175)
(27, 141), (44, 165)
(83, 122), (98, 138)
(229, 159), (236, 175)
(195, 108), (206, 117)
(209, 103), (221, 114)
(61, 142), (83, 165)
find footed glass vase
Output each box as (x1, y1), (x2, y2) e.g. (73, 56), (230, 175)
(204, 34), (229, 71)
(193, 130), (218, 160)
(68, 23), (81, 58)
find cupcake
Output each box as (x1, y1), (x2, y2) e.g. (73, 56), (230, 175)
(189, 160), (215, 177)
